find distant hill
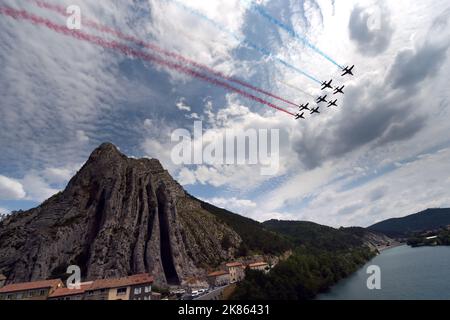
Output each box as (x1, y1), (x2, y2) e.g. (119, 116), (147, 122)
(262, 220), (391, 251)
(368, 208), (450, 237)
(192, 198), (292, 256)
(262, 220), (364, 251)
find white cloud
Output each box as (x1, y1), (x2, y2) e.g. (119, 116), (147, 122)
(76, 130), (90, 143)
(42, 166), (78, 185)
(2, 0), (450, 229)
(201, 196), (257, 215)
(177, 167), (197, 185)
(0, 175), (26, 200)
(176, 99), (191, 112)
(21, 173), (60, 202)
(141, 138), (177, 172)
(146, 0), (248, 81)
(274, 148), (450, 227)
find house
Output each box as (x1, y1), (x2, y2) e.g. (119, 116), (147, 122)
(207, 271), (230, 287)
(85, 273), (154, 300)
(48, 282), (93, 300)
(0, 274), (6, 288)
(248, 262), (270, 273)
(225, 262), (245, 283)
(150, 292), (161, 300)
(0, 279), (63, 300)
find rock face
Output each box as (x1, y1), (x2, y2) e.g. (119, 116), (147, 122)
(0, 143), (241, 286)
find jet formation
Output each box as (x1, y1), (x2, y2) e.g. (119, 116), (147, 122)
(294, 65), (354, 120)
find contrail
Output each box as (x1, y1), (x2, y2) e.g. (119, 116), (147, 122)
(167, 0), (322, 85)
(243, 0), (344, 69)
(30, 0), (300, 110)
(0, 6), (295, 117)
(278, 80), (316, 99)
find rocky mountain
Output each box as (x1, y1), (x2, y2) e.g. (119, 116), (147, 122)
(0, 143), (249, 286)
(368, 208), (450, 237)
(0, 142), (396, 288)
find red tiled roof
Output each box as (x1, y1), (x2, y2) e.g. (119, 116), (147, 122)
(48, 282), (93, 298)
(0, 279), (63, 294)
(226, 262), (243, 267)
(207, 271), (229, 277)
(248, 262), (268, 268)
(89, 274), (153, 291)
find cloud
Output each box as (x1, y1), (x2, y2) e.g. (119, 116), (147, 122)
(42, 166), (78, 185)
(293, 81), (428, 169)
(349, 3), (394, 56)
(0, 175), (26, 200)
(204, 197), (256, 211)
(76, 130), (90, 143)
(322, 148), (450, 226)
(177, 167), (196, 185)
(176, 99), (191, 112)
(21, 173), (60, 202)
(146, 0), (247, 79)
(0, 0), (133, 174)
(1, 0), (450, 230)
(388, 44), (449, 89)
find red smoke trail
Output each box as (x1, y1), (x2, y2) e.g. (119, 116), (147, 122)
(0, 7), (295, 116)
(30, 0), (300, 110)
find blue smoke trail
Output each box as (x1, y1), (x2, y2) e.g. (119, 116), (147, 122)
(166, 0), (322, 85)
(244, 0), (343, 69)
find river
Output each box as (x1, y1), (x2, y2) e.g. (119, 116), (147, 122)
(318, 245), (450, 300)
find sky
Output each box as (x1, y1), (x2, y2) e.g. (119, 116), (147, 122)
(0, 0), (449, 227)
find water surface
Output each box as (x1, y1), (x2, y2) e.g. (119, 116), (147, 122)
(318, 245), (450, 300)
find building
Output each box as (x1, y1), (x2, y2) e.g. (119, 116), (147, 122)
(85, 273), (154, 300)
(0, 274), (6, 288)
(48, 282), (93, 300)
(207, 271), (230, 287)
(0, 279), (63, 300)
(225, 262), (245, 283)
(150, 292), (161, 300)
(248, 262), (270, 273)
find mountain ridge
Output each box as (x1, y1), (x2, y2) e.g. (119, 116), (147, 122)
(368, 208), (450, 237)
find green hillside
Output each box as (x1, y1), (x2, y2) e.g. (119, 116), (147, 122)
(192, 197), (292, 255)
(231, 219), (377, 300)
(262, 220), (365, 251)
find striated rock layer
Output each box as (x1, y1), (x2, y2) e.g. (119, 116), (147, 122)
(0, 143), (241, 286)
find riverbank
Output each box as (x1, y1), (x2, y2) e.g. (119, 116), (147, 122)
(376, 241), (405, 252)
(318, 245), (450, 300)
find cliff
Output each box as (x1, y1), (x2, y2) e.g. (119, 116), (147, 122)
(0, 143), (242, 286)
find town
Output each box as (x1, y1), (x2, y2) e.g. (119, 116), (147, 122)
(0, 260), (270, 300)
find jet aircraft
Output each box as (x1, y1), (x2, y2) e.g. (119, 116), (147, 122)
(310, 107), (320, 114)
(298, 103), (310, 111)
(327, 99), (338, 107)
(295, 112), (305, 120)
(316, 95), (327, 104)
(341, 65), (355, 76)
(334, 85), (345, 95)
(321, 79), (333, 90)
